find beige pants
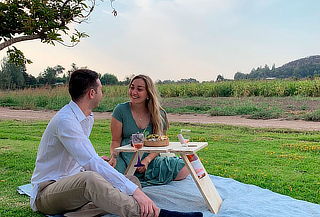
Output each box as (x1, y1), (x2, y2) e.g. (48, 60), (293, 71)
(35, 171), (141, 217)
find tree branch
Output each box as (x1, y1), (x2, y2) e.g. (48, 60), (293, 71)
(0, 34), (41, 51)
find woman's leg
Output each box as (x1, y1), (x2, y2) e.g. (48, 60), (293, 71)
(174, 165), (190, 180)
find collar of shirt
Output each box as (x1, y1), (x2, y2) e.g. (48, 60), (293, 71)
(68, 100), (94, 122)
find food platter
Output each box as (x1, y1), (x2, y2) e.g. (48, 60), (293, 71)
(144, 139), (169, 147)
(143, 134), (169, 147)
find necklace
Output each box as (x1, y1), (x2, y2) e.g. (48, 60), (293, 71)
(130, 103), (150, 129)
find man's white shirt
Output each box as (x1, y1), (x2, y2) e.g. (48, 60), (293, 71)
(30, 101), (137, 211)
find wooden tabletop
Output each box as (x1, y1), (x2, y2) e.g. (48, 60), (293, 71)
(115, 142), (208, 154)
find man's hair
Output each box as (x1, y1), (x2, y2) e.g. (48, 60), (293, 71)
(69, 69), (99, 101)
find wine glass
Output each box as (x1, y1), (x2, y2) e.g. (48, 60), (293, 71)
(180, 129), (191, 143)
(132, 133), (145, 167)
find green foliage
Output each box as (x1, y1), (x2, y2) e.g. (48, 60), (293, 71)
(37, 65), (65, 85)
(302, 109), (320, 121)
(100, 73), (119, 85)
(234, 56), (320, 80)
(249, 107), (283, 120)
(158, 79), (320, 98)
(0, 0), (95, 63)
(0, 120), (319, 216)
(7, 46), (32, 66)
(0, 57), (26, 89)
(3, 82), (320, 121)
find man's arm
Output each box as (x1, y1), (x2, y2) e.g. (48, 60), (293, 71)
(133, 188), (159, 217)
(57, 118), (138, 195)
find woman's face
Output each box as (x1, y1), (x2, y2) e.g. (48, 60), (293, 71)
(129, 78), (149, 105)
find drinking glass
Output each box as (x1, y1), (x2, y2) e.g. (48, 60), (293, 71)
(132, 133), (145, 167)
(180, 129), (191, 143)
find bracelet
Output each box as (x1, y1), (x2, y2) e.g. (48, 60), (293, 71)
(145, 158), (151, 164)
(111, 152), (119, 158)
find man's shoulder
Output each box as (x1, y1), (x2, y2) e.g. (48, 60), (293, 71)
(54, 104), (77, 122)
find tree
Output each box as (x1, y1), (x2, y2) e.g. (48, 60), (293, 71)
(100, 73), (119, 85)
(38, 65), (65, 85)
(0, 0), (101, 63)
(177, 78), (199, 83)
(0, 57), (25, 89)
(234, 72), (247, 80)
(119, 74), (135, 85)
(216, 74), (225, 82)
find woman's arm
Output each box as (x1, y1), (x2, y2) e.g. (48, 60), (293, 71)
(136, 152), (159, 173)
(109, 117), (123, 167)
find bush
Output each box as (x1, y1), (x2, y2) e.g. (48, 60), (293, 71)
(302, 110), (320, 121)
(249, 107), (283, 119)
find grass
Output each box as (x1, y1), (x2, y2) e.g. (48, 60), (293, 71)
(0, 120), (319, 216)
(302, 109), (320, 121)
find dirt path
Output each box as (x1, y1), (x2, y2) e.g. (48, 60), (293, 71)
(1, 107), (320, 131)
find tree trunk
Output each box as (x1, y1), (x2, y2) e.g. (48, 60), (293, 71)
(0, 34), (41, 51)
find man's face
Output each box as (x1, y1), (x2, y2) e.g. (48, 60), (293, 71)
(92, 79), (103, 108)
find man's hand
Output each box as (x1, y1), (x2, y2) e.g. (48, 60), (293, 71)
(133, 188), (159, 217)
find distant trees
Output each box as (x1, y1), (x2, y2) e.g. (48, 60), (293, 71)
(157, 80), (175, 84)
(216, 74), (225, 82)
(0, 56), (129, 89)
(234, 64), (276, 80)
(0, 58), (24, 89)
(157, 78), (199, 84)
(234, 56), (320, 80)
(38, 65), (65, 85)
(100, 73), (119, 85)
(0, 57), (73, 89)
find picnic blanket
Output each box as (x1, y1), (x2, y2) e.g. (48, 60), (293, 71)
(17, 175), (320, 217)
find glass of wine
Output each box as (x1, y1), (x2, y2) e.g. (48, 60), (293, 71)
(132, 133), (145, 167)
(180, 129), (191, 143)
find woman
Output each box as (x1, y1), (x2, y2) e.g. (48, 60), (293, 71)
(109, 74), (189, 187)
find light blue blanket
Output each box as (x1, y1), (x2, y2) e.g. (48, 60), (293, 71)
(18, 175), (320, 217)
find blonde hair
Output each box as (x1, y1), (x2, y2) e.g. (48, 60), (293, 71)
(129, 75), (169, 135)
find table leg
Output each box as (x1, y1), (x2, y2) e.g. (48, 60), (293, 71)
(124, 152), (141, 176)
(181, 153), (222, 213)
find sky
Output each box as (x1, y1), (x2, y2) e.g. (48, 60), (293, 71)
(1, 0), (320, 82)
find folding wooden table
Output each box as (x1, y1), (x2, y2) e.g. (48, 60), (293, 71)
(115, 142), (223, 213)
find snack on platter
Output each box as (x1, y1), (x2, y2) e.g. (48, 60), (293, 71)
(144, 134), (169, 147)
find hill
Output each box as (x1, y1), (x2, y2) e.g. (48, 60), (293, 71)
(234, 55), (320, 80)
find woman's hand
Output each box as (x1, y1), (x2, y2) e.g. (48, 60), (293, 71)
(101, 155), (110, 162)
(110, 117), (122, 168)
(108, 156), (117, 168)
(136, 158), (150, 173)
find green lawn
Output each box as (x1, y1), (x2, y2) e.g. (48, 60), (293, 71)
(0, 120), (319, 216)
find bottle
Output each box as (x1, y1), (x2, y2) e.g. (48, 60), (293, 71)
(186, 154), (206, 179)
(178, 134), (206, 179)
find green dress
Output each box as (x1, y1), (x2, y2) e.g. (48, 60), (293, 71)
(112, 102), (185, 187)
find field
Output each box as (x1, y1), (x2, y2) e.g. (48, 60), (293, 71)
(1, 80), (320, 121)
(1, 79), (320, 216)
(0, 119), (319, 216)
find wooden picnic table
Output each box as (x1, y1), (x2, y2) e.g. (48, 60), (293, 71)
(115, 142), (223, 213)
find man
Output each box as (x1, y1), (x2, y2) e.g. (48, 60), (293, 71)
(31, 69), (202, 217)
